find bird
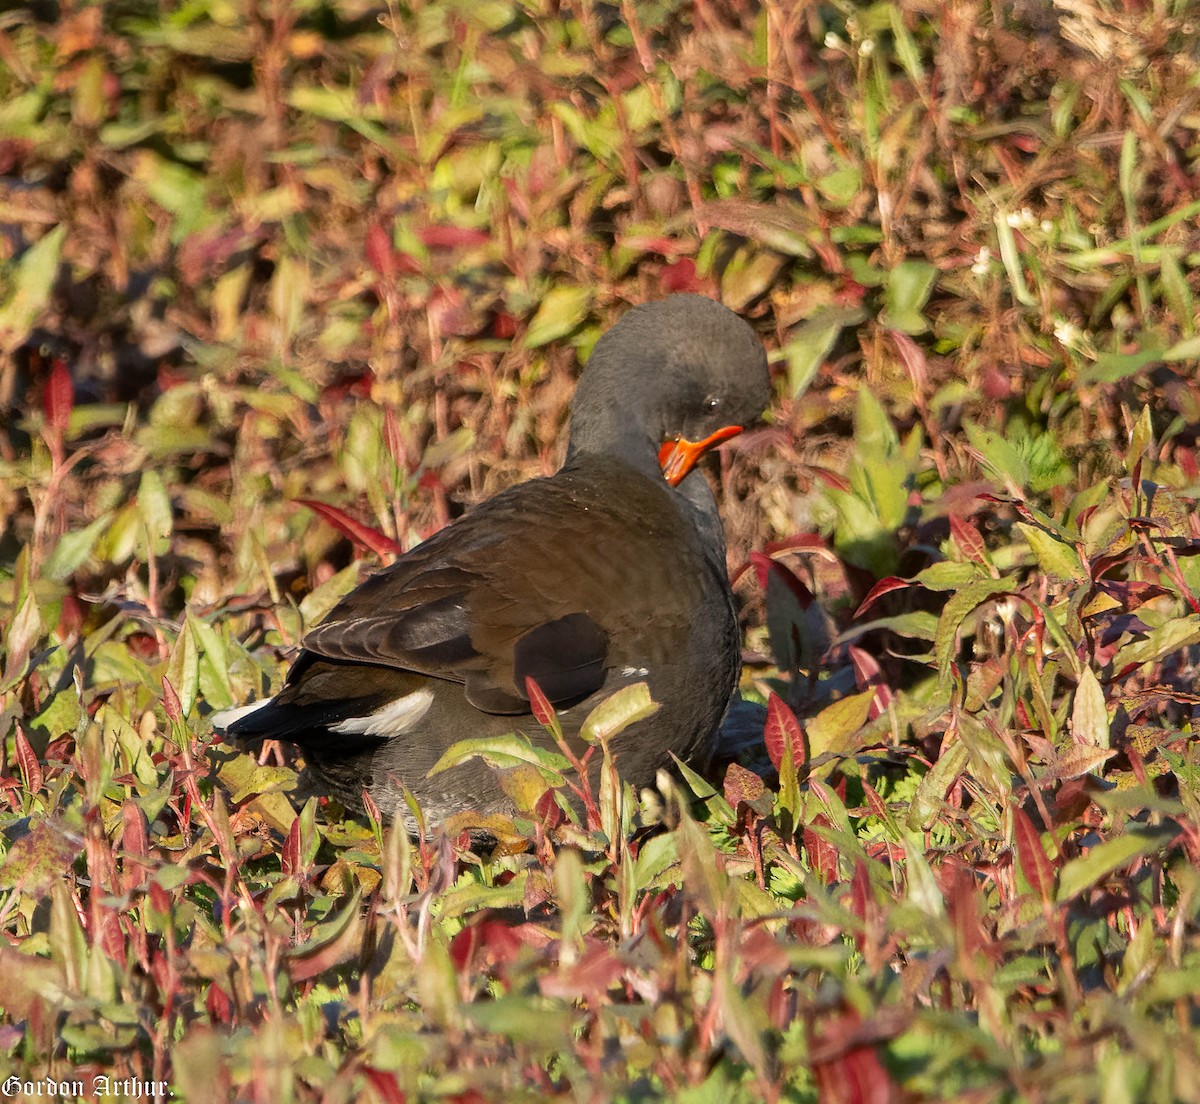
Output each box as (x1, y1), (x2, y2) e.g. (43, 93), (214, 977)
(214, 294), (770, 835)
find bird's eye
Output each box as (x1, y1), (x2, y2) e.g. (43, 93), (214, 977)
(705, 395), (720, 411)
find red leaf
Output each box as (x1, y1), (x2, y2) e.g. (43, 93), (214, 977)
(365, 221), (397, 280)
(811, 1009), (899, 1104)
(834, 278), (868, 306)
(362, 1069), (407, 1104)
(149, 880), (172, 917)
(620, 234), (687, 255)
(282, 815), (302, 875)
(296, 499), (402, 558)
(852, 576), (910, 619)
(525, 676), (554, 728)
(804, 816), (838, 886)
(764, 531), (830, 557)
(206, 983), (233, 1025)
(849, 646), (894, 717)
(763, 693), (805, 772)
(1097, 578), (1171, 609)
(849, 646), (882, 687)
(661, 257), (700, 293)
(44, 357), (74, 434)
(723, 762), (766, 808)
(492, 311), (518, 339)
(13, 729), (42, 794)
(381, 407), (408, 471)
(810, 466), (852, 492)
(534, 787), (565, 830)
(418, 225), (489, 250)
(361, 789), (383, 825)
(751, 552), (813, 608)
(949, 514), (988, 565)
(450, 916), (524, 973)
(890, 330), (928, 394)
(161, 677), (182, 724)
(122, 801), (148, 858)
(553, 938), (627, 999)
(1012, 806), (1055, 906)
(861, 780), (888, 822)
(121, 802), (149, 894)
(945, 863), (986, 965)
(320, 371), (373, 402)
(848, 858), (872, 923)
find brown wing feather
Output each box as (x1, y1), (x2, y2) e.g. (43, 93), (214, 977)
(297, 472), (625, 710)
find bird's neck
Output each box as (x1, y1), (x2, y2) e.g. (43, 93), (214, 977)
(563, 411), (663, 481)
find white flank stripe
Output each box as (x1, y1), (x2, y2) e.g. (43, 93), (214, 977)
(210, 698), (274, 730)
(621, 666), (649, 678)
(330, 688), (435, 738)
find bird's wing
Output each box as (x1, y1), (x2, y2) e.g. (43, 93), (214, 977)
(297, 480), (612, 714)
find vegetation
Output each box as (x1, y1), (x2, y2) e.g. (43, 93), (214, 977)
(2, 0), (1199, 1099)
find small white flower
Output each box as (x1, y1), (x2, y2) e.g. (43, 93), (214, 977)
(858, 38), (875, 56)
(971, 246), (992, 276)
(1054, 318), (1082, 347)
(1040, 220), (1053, 233)
(825, 31), (846, 50)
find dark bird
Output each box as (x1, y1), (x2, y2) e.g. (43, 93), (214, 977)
(215, 294), (770, 834)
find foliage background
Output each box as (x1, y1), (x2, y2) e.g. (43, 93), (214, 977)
(2, 0), (1200, 1100)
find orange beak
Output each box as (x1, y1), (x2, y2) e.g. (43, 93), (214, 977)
(657, 425), (743, 487)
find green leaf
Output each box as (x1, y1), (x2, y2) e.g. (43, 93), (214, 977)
(806, 690), (873, 761)
(0, 224), (66, 352)
(994, 212), (1037, 307)
(579, 682), (659, 745)
(1070, 666), (1109, 748)
(132, 151), (215, 241)
(428, 732), (570, 778)
(462, 995), (577, 1046)
(815, 165), (863, 206)
(903, 837), (944, 917)
(855, 386), (900, 456)
(889, 6), (925, 81)
(1016, 522), (1086, 582)
(1083, 348), (1163, 383)
(286, 887), (365, 980)
(524, 286), (592, 348)
(189, 613), (233, 711)
(1, 592), (43, 693)
(1056, 824), (1179, 901)
(1165, 334), (1200, 361)
(825, 486), (899, 577)
(963, 422), (1029, 489)
(934, 577), (1019, 678)
(781, 306), (867, 398)
(881, 260), (937, 334)
(676, 804), (729, 920)
(906, 741), (969, 830)
(632, 830), (680, 892)
(0, 818), (84, 892)
(848, 610), (938, 641)
(41, 513), (113, 582)
(719, 244), (787, 311)
(914, 561), (984, 591)
(163, 620), (199, 720)
(137, 469), (173, 557)
(1159, 249), (1195, 336)
(1126, 403), (1153, 473)
(1113, 615), (1200, 670)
